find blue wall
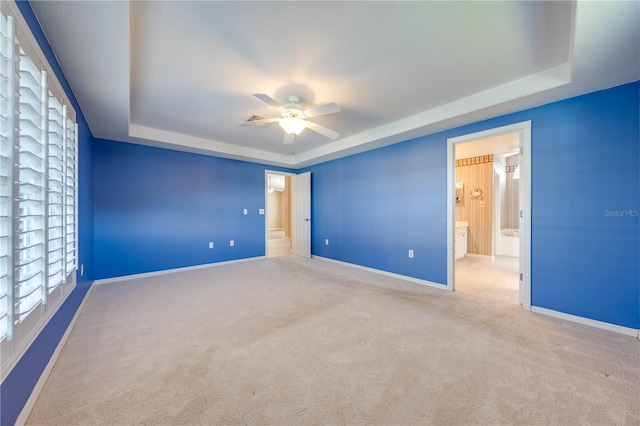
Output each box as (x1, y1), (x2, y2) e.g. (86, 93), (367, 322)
(93, 139), (291, 279)
(307, 82), (639, 329)
(1, 1), (95, 425)
(528, 84), (638, 328)
(309, 136), (448, 285)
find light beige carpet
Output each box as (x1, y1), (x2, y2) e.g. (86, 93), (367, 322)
(27, 256), (639, 425)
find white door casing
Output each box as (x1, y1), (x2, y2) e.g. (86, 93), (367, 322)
(517, 129), (531, 309)
(291, 172), (311, 258)
(447, 121), (531, 310)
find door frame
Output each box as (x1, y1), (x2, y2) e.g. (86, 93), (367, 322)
(446, 121), (532, 310)
(492, 169), (501, 257)
(264, 170), (295, 257)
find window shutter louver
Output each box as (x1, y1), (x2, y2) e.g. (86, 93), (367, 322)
(64, 118), (76, 276)
(46, 94), (64, 294)
(15, 47), (46, 320)
(0, 13), (14, 342)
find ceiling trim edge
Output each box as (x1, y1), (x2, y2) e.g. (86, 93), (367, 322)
(125, 64), (570, 169)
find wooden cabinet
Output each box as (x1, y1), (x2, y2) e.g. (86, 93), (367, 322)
(455, 227), (468, 259)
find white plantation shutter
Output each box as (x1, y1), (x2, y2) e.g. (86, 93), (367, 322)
(0, 13), (13, 341)
(47, 94), (64, 294)
(15, 48), (46, 320)
(1, 1), (77, 375)
(64, 117), (76, 276)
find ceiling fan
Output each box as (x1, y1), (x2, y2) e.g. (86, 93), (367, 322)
(239, 93), (341, 144)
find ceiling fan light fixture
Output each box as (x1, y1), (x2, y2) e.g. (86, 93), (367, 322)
(279, 116), (308, 135)
(243, 93), (340, 143)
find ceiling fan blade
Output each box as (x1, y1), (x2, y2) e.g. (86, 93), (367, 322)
(304, 102), (341, 118)
(306, 121), (340, 140)
(238, 117), (280, 126)
(254, 93), (287, 114)
(283, 133), (295, 144)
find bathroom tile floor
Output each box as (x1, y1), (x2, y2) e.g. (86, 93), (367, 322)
(455, 255), (520, 305)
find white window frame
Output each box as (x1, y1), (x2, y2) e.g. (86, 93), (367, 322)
(1, 0), (78, 382)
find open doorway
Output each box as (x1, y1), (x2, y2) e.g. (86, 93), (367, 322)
(265, 172), (292, 257)
(264, 170), (312, 259)
(447, 122), (531, 310)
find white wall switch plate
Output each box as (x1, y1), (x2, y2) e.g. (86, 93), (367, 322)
(408, 249), (414, 258)
(243, 209), (248, 215)
(259, 209), (265, 215)
(230, 240), (234, 247)
(209, 242), (214, 249)
(325, 239), (329, 245)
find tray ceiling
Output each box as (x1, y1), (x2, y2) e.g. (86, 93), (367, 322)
(29, 1), (639, 168)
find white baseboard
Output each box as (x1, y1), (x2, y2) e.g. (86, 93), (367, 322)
(312, 255), (447, 290)
(312, 257), (638, 339)
(94, 256), (266, 285)
(531, 306), (640, 338)
(15, 284), (96, 426)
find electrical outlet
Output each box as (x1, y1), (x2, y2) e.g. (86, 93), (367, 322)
(325, 239), (329, 245)
(408, 249), (414, 258)
(259, 209), (265, 215)
(243, 209), (248, 215)
(209, 242), (214, 249)
(230, 240), (234, 247)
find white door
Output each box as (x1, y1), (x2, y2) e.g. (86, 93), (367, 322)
(518, 136), (526, 305)
(291, 172), (311, 258)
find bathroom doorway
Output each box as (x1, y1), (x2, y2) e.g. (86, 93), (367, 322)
(265, 172), (293, 257)
(447, 122), (531, 310)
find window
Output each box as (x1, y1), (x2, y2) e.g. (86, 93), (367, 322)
(1, 1), (77, 378)
(0, 11), (11, 343)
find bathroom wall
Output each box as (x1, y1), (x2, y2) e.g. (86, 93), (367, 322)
(267, 191), (283, 229)
(267, 182), (291, 236)
(283, 176), (291, 237)
(494, 156), (506, 231)
(455, 156), (493, 256)
(503, 155), (520, 229)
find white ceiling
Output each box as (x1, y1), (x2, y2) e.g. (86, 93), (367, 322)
(455, 132), (520, 160)
(29, 1), (639, 169)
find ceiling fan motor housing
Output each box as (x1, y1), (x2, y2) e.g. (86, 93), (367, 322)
(287, 94), (301, 104)
(284, 95), (305, 118)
